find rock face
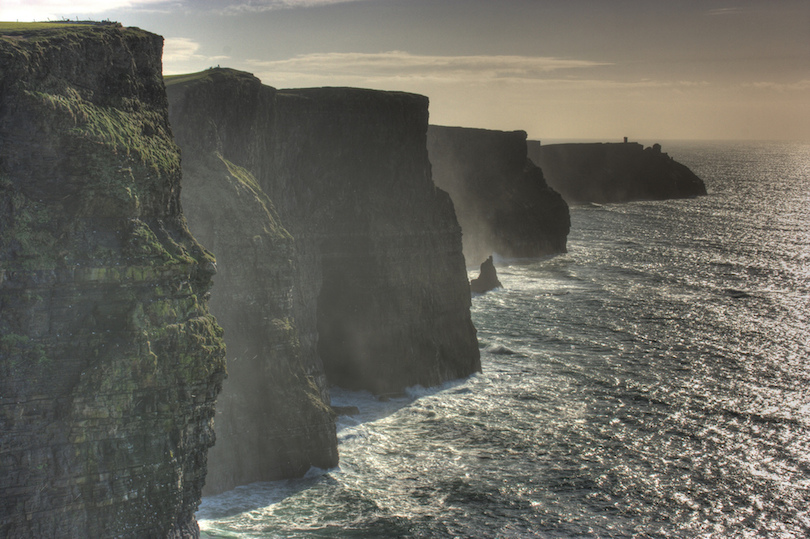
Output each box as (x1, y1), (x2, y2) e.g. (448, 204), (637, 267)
(470, 256), (502, 294)
(0, 23), (226, 538)
(527, 141), (707, 204)
(166, 70), (338, 495)
(167, 70), (480, 490)
(427, 125), (570, 267)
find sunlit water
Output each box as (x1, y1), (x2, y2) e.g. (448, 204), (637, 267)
(198, 141), (810, 538)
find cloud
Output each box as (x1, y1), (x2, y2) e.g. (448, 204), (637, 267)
(242, 51), (715, 94)
(163, 37), (203, 63)
(706, 7), (749, 16)
(162, 37), (230, 72)
(245, 51), (611, 84)
(744, 80), (810, 92)
(217, 0), (369, 14)
(0, 0), (171, 21)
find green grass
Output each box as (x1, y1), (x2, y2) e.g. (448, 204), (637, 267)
(164, 67), (251, 87)
(163, 70), (217, 86)
(0, 21), (124, 40)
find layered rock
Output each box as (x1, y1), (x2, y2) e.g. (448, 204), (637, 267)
(527, 141), (707, 204)
(166, 70), (338, 495)
(0, 23), (225, 538)
(427, 125), (570, 267)
(166, 70), (480, 490)
(270, 88), (480, 394)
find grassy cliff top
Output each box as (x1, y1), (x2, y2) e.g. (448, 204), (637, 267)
(164, 67), (260, 87)
(0, 21), (150, 41)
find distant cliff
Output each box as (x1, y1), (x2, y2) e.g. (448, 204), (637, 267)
(166, 70), (338, 495)
(167, 70), (481, 490)
(427, 126), (569, 267)
(527, 141), (707, 204)
(0, 23), (225, 538)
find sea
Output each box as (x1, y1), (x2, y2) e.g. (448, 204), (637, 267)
(197, 141), (810, 538)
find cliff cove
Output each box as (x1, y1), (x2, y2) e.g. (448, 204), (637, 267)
(165, 69), (482, 495)
(198, 141), (810, 538)
(0, 21), (730, 539)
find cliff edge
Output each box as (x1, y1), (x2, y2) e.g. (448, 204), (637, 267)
(427, 125), (570, 267)
(527, 141), (707, 204)
(167, 69), (480, 492)
(0, 23), (225, 537)
(166, 69), (338, 495)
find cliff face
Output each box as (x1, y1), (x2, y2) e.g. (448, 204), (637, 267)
(166, 70), (338, 496)
(167, 70), (479, 491)
(0, 24), (225, 538)
(527, 141), (708, 204)
(427, 125), (570, 267)
(269, 88), (480, 394)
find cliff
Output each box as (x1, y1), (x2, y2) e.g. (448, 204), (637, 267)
(165, 70), (338, 495)
(166, 70), (480, 491)
(527, 141), (707, 204)
(0, 23), (225, 538)
(427, 125), (570, 267)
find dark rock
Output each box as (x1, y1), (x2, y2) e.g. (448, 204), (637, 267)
(332, 405), (361, 417)
(166, 69), (481, 490)
(166, 68), (338, 497)
(427, 125), (570, 267)
(470, 256), (502, 294)
(0, 23), (225, 538)
(527, 141), (707, 204)
(724, 288), (752, 299)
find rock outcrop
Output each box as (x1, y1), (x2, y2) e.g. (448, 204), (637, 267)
(527, 141), (707, 204)
(166, 69), (480, 490)
(166, 70), (338, 495)
(0, 23), (225, 538)
(470, 256), (502, 294)
(427, 125), (570, 267)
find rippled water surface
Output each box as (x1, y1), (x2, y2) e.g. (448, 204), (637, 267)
(199, 141), (810, 538)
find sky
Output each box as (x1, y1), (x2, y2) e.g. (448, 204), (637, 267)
(3, 0), (809, 141)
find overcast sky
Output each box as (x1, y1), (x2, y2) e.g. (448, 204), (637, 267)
(4, 0), (809, 141)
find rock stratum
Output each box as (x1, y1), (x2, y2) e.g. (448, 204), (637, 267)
(165, 70), (338, 495)
(166, 69), (481, 493)
(0, 23), (225, 538)
(427, 125), (570, 267)
(527, 141), (707, 204)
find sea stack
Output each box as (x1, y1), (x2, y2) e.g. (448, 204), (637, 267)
(470, 256), (502, 294)
(0, 23), (226, 537)
(427, 125), (570, 267)
(527, 141), (708, 204)
(167, 69), (481, 491)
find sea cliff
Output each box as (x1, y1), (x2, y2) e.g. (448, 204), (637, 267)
(0, 23), (225, 537)
(427, 125), (570, 266)
(166, 70), (338, 495)
(527, 141), (707, 204)
(167, 70), (481, 492)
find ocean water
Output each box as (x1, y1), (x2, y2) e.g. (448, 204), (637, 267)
(198, 141), (810, 538)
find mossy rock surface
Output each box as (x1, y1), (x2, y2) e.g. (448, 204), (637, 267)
(0, 22), (226, 538)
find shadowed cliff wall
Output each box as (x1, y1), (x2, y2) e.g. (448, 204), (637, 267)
(527, 141), (707, 204)
(270, 88), (480, 394)
(0, 24), (225, 538)
(427, 125), (570, 267)
(167, 70), (480, 492)
(166, 70), (338, 496)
